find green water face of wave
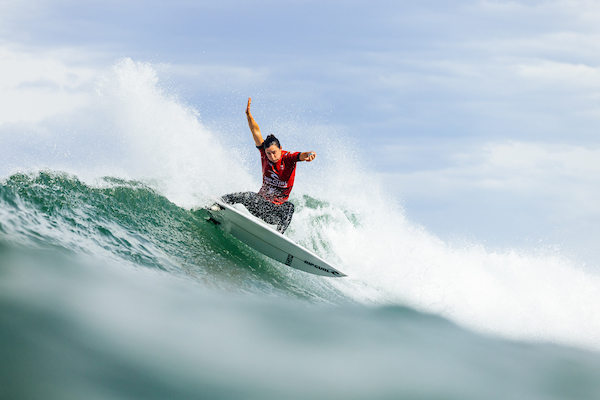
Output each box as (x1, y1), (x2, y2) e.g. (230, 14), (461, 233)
(0, 171), (348, 302)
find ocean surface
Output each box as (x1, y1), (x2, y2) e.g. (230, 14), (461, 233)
(2, 59), (600, 400)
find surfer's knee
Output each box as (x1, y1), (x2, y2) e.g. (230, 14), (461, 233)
(220, 193), (234, 204)
(275, 202), (294, 234)
(282, 201), (294, 216)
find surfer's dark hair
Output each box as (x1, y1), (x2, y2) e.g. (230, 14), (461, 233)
(263, 135), (281, 149)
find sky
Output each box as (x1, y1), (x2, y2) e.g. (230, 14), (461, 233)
(1, 0), (600, 264)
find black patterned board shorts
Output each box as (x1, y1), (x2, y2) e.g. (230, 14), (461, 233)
(220, 192), (295, 234)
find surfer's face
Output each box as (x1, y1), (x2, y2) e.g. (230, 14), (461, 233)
(265, 144), (282, 163)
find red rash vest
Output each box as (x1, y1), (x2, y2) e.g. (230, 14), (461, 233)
(257, 144), (301, 205)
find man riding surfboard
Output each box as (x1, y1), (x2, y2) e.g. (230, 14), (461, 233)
(220, 97), (317, 234)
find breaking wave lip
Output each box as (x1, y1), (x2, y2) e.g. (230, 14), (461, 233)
(1, 58), (600, 353)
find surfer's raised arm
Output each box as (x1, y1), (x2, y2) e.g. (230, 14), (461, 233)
(246, 97), (264, 147)
(299, 152), (317, 162)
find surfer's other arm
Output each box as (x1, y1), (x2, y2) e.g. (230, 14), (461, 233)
(246, 97), (264, 147)
(299, 152), (317, 162)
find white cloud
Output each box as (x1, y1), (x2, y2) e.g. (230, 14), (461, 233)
(516, 60), (600, 89)
(377, 140), (600, 261)
(166, 63), (271, 89)
(391, 140), (598, 183)
(0, 45), (96, 125)
(458, 142), (600, 195)
(383, 141), (600, 218)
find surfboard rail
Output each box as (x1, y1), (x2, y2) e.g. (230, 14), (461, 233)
(206, 200), (346, 277)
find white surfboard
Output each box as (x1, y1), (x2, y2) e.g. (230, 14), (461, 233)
(206, 200), (346, 277)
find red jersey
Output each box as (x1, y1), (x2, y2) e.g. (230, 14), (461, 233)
(257, 145), (300, 205)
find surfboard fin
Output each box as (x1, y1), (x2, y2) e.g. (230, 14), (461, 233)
(205, 215), (221, 225)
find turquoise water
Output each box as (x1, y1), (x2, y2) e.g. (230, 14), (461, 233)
(2, 171), (600, 400)
(3, 60), (600, 399)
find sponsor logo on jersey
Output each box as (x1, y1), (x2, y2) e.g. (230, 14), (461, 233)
(265, 171), (288, 188)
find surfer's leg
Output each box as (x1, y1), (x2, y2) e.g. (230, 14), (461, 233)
(276, 201), (295, 234)
(221, 192), (265, 214)
(248, 195), (280, 225)
(221, 192), (253, 205)
(240, 195), (283, 227)
(221, 192), (291, 230)
(222, 192), (278, 223)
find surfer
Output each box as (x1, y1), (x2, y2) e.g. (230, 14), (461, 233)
(220, 97), (317, 234)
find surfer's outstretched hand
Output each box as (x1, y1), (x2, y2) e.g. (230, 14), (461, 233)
(246, 97), (252, 116)
(300, 151), (317, 162)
